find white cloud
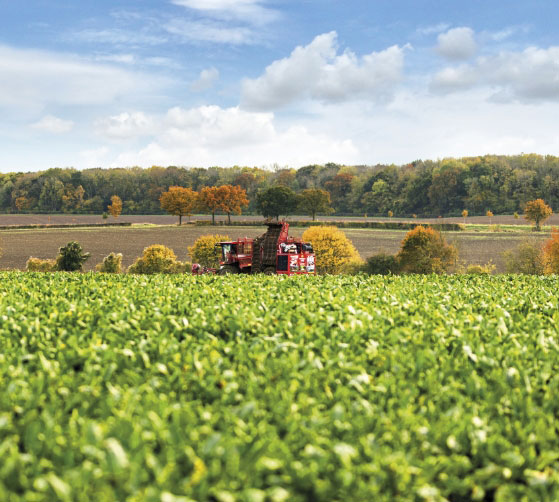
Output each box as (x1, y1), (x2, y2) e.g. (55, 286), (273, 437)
(416, 23), (451, 36)
(436, 27), (477, 60)
(31, 115), (74, 134)
(95, 112), (155, 140)
(71, 29), (167, 46)
(164, 18), (253, 45)
(241, 32), (407, 110)
(171, 0), (278, 25)
(190, 67), (220, 92)
(94, 53), (136, 64)
(79, 146), (110, 169)
(431, 45), (559, 102)
(102, 105), (357, 167)
(0, 45), (165, 112)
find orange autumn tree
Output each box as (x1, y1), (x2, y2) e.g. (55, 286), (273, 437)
(198, 186), (221, 225)
(216, 185), (249, 224)
(159, 186), (198, 225)
(543, 228), (559, 274)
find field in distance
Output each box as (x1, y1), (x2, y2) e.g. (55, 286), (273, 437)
(3, 212), (559, 227)
(0, 216), (554, 272)
(1, 272), (558, 501)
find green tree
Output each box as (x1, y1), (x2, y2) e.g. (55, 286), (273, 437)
(502, 240), (545, 274)
(256, 186), (297, 220)
(55, 241), (90, 271)
(524, 198), (553, 231)
(298, 188), (333, 221)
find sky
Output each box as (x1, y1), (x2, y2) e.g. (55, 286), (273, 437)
(1, 0), (559, 173)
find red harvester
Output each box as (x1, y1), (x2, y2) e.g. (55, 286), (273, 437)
(192, 221), (315, 275)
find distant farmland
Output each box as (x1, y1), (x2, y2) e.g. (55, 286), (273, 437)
(0, 217), (552, 272)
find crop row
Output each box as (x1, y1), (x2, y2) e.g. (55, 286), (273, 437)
(0, 272), (558, 501)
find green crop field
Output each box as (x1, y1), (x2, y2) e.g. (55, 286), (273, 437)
(1, 272), (559, 502)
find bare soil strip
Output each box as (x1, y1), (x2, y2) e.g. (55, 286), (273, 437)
(0, 224), (551, 272)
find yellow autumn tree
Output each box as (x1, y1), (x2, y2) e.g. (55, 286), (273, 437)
(397, 225), (457, 274)
(301, 226), (362, 274)
(525, 198), (553, 231)
(107, 195), (122, 218)
(159, 186), (198, 225)
(188, 234), (230, 268)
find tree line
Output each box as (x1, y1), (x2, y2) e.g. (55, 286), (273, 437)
(2, 153), (559, 217)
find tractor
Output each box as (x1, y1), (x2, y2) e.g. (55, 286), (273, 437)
(193, 221), (315, 275)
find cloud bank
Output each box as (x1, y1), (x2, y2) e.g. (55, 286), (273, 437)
(241, 32), (407, 110)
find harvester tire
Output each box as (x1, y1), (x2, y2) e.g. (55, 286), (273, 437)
(263, 266), (276, 275)
(218, 265), (239, 275)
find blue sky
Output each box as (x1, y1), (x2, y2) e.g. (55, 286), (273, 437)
(1, 0), (559, 172)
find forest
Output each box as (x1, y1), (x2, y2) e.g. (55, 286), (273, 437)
(1, 153), (559, 217)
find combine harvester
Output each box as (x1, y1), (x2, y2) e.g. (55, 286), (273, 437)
(193, 221), (315, 275)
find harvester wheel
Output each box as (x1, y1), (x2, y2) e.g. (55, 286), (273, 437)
(263, 266), (276, 275)
(218, 265), (239, 275)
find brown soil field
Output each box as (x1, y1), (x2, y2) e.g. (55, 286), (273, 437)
(0, 224), (552, 272)
(3, 212), (559, 227)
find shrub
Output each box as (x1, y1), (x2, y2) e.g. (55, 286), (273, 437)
(542, 229), (559, 274)
(95, 252), (123, 273)
(26, 257), (56, 272)
(188, 235), (230, 269)
(302, 226), (362, 274)
(341, 258), (367, 275)
(55, 241), (90, 271)
(102, 212), (108, 220)
(397, 225), (457, 274)
(365, 253), (400, 275)
(128, 245), (185, 274)
(502, 240), (545, 275)
(465, 262), (496, 275)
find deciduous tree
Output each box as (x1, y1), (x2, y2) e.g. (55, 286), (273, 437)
(188, 234), (230, 268)
(543, 228), (559, 273)
(15, 195), (30, 212)
(256, 186), (297, 220)
(216, 185), (249, 224)
(198, 186), (221, 225)
(108, 195), (122, 218)
(301, 226), (362, 274)
(159, 186), (198, 225)
(127, 245), (185, 274)
(55, 241), (90, 271)
(298, 188), (333, 221)
(524, 198), (553, 231)
(397, 225), (457, 274)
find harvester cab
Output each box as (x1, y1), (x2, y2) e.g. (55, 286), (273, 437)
(214, 221), (315, 275)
